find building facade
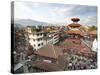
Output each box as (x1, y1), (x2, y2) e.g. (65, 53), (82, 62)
(25, 26), (44, 50)
(45, 30), (59, 45)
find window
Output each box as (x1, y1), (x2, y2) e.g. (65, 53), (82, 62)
(33, 39), (35, 41)
(38, 44), (40, 46)
(41, 38), (42, 40)
(41, 43), (43, 45)
(40, 33), (42, 36)
(37, 38), (42, 41)
(37, 33), (39, 36)
(37, 39), (40, 41)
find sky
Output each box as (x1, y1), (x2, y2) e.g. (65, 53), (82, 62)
(14, 2), (97, 26)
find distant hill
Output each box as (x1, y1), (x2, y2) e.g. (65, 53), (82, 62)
(14, 19), (49, 27)
(14, 23), (25, 28)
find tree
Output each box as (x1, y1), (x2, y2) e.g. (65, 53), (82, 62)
(88, 26), (97, 31)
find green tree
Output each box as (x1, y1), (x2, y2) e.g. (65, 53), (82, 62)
(88, 26), (97, 31)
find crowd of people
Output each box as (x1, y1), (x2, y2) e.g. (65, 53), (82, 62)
(64, 54), (97, 70)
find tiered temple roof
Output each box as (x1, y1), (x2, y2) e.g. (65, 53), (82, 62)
(68, 23), (81, 27)
(67, 18), (82, 36)
(67, 29), (83, 36)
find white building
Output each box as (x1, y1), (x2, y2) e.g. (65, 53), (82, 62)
(25, 26), (59, 50)
(25, 26), (44, 50)
(92, 38), (98, 52)
(45, 31), (59, 45)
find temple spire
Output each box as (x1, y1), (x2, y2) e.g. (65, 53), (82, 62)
(71, 18), (80, 23)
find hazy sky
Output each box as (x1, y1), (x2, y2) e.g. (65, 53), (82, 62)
(14, 2), (97, 25)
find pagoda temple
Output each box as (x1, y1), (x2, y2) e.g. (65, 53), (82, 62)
(67, 18), (83, 39)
